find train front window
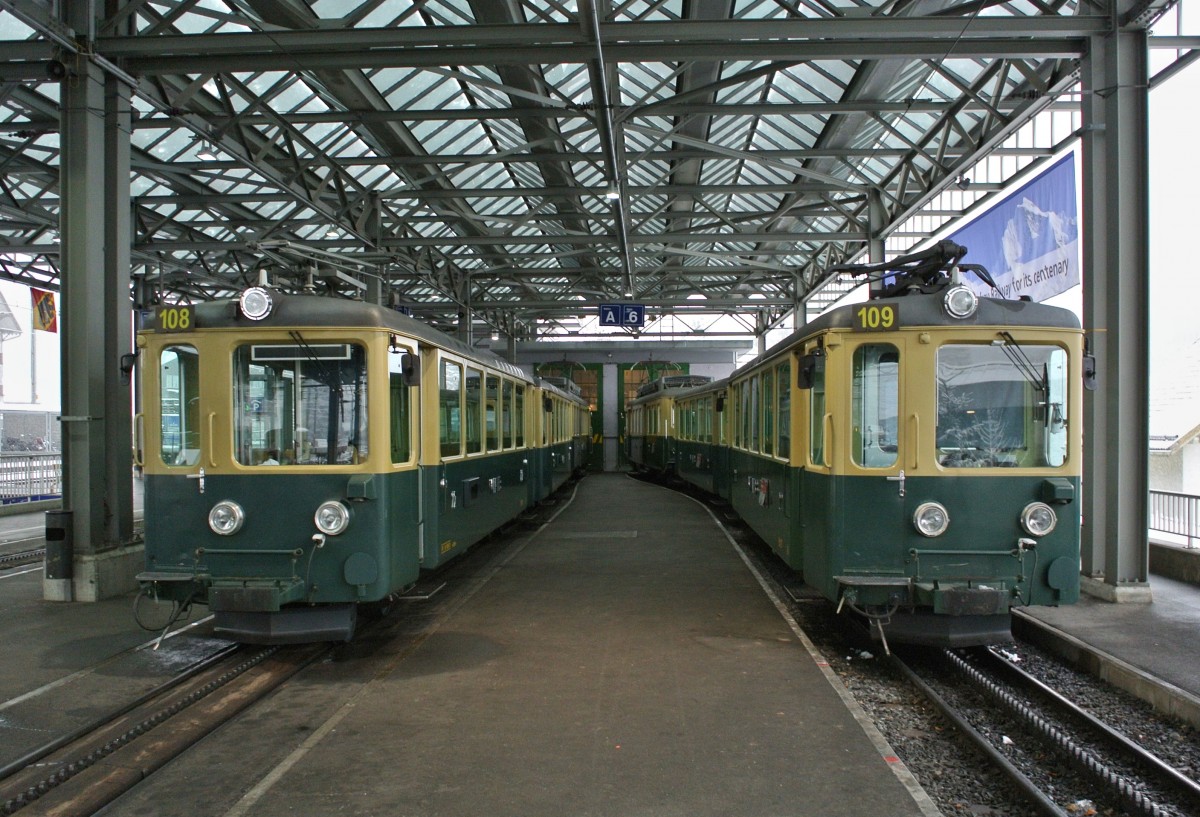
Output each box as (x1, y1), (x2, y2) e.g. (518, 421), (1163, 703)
(159, 345), (200, 466)
(936, 343), (1068, 468)
(852, 344), (899, 469)
(232, 342), (368, 466)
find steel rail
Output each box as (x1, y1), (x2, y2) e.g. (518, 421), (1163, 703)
(944, 648), (1176, 817)
(888, 652), (1070, 817)
(979, 646), (1200, 809)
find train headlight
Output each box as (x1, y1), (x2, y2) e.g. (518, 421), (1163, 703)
(943, 285), (978, 319)
(1020, 502), (1058, 537)
(913, 502), (950, 537)
(208, 500), (245, 536)
(314, 501), (351, 536)
(239, 286), (274, 321)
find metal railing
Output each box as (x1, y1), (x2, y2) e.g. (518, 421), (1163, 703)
(0, 452), (62, 505)
(1150, 489), (1200, 548)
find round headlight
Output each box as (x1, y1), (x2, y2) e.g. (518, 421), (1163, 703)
(943, 285), (979, 319)
(314, 500), (351, 536)
(208, 500), (245, 536)
(239, 286), (274, 320)
(1021, 502), (1058, 537)
(913, 501), (950, 537)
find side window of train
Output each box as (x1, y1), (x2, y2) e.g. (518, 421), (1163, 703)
(515, 385), (525, 447)
(440, 360), (462, 458)
(763, 370), (774, 457)
(159, 345), (200, 466)
(465, 368), (483, 455)
(486, 374), (501, 452)
(777, 361), (790, 458)
(388, 351), (412, 464)
(503, 381), (514, 448)
(852, 344), (899, 469)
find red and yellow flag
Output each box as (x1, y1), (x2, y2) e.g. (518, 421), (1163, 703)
(31, 288), (57, 333)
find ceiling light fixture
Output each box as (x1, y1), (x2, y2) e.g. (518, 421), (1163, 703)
(194, 139), (218, 162)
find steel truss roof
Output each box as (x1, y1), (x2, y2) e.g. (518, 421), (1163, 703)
(0, 0), (1186, 339)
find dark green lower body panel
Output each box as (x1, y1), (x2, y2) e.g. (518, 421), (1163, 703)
(140, 460), (535, 642)
(705, 459), (1080, 647)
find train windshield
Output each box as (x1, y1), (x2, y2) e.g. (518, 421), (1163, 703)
(232, 342), (369, 466)
(936, 343), (1068, 468)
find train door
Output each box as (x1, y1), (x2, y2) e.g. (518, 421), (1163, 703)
(841, 336), (906, 577)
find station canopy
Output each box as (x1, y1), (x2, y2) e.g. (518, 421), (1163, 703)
(0, 0), (1185, 340)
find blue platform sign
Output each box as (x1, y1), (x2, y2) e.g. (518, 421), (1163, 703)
(599, 303), (645, 327)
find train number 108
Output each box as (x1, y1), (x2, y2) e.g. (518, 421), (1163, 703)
(853, 304), (897, 332)
(155, 306), (193, 332)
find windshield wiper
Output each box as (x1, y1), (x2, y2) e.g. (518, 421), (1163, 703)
(996, 331), (1047, 395)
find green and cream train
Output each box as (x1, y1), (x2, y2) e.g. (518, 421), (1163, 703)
(136, 288), (590, 643)
(628, 242), (1087, 647)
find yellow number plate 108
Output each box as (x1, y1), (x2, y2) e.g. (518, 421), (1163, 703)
(853, 304), (897, 332)
(154, 305), (193, 332)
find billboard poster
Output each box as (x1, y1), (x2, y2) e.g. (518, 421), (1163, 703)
(949, 153), (1079, 302)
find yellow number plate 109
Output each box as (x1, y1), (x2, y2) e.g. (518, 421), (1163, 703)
(154, 305), (193, 332)
(853, 304), (897, 332)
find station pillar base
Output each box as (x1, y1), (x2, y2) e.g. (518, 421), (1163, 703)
(1080, 574), (1153, 604)
(43, 543), (144, 602)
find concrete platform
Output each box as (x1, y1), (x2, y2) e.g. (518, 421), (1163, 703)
(185, 473), (935, 817)
(17, 474), (1200, 813)
(1017, 571), (1200, 726)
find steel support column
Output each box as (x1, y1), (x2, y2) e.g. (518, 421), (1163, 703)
(103, 72), (135, 551)
(52, 1), (140, 601)
(1079, 22), (1152, 602)
(55, 58), (109, 600)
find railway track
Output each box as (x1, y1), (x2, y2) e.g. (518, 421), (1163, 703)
(0, 642), (329, 817)
(892, 646), (1200, 817)
(0, 547), (43, 571)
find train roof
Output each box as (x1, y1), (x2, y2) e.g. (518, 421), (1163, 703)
(539, 375), (583, 397)
(731, 291), (1081, 380)
(627, 374), (713, 406)
(635, 374), (712, 398)
(536, 376), (589, 407)
(165, 292), (534, 386)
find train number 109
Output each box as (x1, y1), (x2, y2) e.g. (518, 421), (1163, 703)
(853, 304), (897, 332)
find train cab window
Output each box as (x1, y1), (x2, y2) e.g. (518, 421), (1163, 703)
(515, 385), (525, 447)
(936, 343), (1069, 468)
(464, 368), (482, 455)
(388, 351), (412, 464)
(232, 342), (368, 466)
(159, 345), (200, 466)
(486, 374), (500, 452)
(777, 361), (790, 458)
(852, 344), (899, 468)
(440, 361), (462, 458)
(503, 381), (514, 448)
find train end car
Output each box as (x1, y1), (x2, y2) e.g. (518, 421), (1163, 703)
(135, 287), (583, 643)
(691, 240), (1087, 648)
(625, 375), (712, 476)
